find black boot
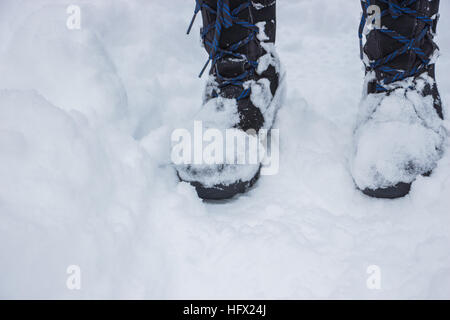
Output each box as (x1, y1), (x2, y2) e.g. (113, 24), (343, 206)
(176, 0), (283, 200)
(352, 0), (446, 198)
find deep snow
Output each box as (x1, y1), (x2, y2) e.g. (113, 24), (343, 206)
(0, 0), (450, 299)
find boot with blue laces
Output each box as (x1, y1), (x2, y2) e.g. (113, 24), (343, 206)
(352, 0), (446, 198)
(176, 0), (283, 200)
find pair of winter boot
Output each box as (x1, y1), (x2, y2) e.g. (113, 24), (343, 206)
(176, 0), (446, 200)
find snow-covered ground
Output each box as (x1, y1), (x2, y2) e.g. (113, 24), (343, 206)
(1, 0), (450, 299)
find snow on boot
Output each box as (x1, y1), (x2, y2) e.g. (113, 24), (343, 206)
(176, 0), (283, 200)
(352, 0), (446, 199)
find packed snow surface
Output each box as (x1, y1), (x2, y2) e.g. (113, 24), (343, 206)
(1, 0), (450, 299)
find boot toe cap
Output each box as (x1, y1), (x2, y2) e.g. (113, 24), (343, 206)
(351, 120), (444, 194)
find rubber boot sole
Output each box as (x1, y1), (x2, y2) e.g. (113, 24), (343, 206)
(361, 171), (434, 199)
(190, 169), (261, 200)
(362, 182), (412, 199)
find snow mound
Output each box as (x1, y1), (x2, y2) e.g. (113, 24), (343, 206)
(352, 82), (447, 190)
(0, 3), (128, 124)
(174, 98), (261, 187)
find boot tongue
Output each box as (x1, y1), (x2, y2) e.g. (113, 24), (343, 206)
(215, 57), (248, 99)
(202, 0), (251, 57)
(216, 57), (246, 78)
(365, 14), (417, 72)
(363, 0), (435, 76)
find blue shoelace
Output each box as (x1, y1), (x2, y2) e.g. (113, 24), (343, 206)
(187, 0), (259, 101)
(359, 0), (437, 92)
